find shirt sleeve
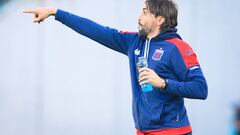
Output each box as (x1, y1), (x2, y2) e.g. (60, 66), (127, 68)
(55, 9), (137, 55)
(165, 41), (208, 100)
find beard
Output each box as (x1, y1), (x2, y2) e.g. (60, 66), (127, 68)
(138, 23), (153, 39)
(138, 27), (148, 39)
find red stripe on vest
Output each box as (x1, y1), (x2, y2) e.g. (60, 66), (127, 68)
(166, 38), (199, 68)
(136, 125), (192, 135)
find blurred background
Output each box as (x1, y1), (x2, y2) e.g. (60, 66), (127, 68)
(0, 0), (240, 135)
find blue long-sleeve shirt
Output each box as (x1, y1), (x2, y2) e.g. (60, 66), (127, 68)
(55, 9), (208, 131)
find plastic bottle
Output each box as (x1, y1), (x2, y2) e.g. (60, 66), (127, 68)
(137, 56), (153, 92)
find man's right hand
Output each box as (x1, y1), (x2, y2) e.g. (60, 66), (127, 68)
(23, 7), (57, 23)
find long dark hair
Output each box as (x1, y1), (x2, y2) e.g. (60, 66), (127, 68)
(145, 0), (178, 32)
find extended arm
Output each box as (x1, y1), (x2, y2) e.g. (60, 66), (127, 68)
(23, 8), (137, 55)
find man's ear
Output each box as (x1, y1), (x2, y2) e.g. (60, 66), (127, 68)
(157, 16), (165, 26)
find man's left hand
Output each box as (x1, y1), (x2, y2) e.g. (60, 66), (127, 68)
(138, 67), (166, 89)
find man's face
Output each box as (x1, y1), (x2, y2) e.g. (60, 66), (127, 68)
(138, 4), (158, 38)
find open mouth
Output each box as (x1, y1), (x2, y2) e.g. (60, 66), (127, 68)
(138, 22), (143, 30)
(138, 22), (142, 27)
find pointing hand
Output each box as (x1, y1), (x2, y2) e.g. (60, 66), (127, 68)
(23, 7), (57, 23)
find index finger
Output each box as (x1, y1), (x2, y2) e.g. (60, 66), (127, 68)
(22, 9), (36, 14)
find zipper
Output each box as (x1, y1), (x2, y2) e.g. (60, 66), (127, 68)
(176, 114), (179, 122)
(136, 96), (141, 129)
(137, 39), (152, 130)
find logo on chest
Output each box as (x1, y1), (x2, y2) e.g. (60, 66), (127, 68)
(134, 49), (140, 56)
(152, 48), (164, 61)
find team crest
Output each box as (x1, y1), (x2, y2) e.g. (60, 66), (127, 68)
(134, 49), (140, 56)
(152, 48), (164, 61)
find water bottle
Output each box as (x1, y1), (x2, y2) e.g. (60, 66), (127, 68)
(137, 57), (153, 92)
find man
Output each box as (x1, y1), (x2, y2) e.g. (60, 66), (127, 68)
(23, 0), (208, 134)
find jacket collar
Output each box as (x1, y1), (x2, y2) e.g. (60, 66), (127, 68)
(150, 28), (182, 42)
